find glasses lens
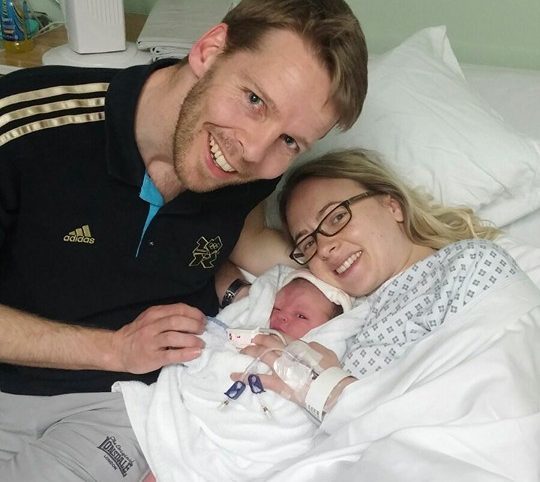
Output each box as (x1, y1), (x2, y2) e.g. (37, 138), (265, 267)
(290, 202), (353, 265)
(291, 234), (316, 265)
(290, 251), (308, 265)
(320, 204), (351, 235)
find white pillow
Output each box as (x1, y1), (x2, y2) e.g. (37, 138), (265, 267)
(291, 26), (540, 228)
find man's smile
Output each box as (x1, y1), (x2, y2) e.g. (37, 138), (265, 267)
(209, 134), (235, 173)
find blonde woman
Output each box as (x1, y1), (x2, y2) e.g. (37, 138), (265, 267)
(240, 148), (537, 427)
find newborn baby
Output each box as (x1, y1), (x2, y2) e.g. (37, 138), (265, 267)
(115, 266), (358, 481)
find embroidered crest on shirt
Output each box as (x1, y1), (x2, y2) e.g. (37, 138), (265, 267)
(189, 236), (223, 268)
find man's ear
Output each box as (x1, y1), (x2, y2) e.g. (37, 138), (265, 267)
(188, 23), (228, 77)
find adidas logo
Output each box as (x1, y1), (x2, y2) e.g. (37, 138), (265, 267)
(63, 224), (95, 244)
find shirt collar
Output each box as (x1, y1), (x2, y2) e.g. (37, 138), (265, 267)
(105, 59), (178, 188)
(139, 172), (164, 207)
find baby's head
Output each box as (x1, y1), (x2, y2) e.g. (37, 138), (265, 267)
(269, 270), (352, 339)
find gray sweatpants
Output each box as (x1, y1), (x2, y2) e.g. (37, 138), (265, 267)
(0, 391), (149, 481)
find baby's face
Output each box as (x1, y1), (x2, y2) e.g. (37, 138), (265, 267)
(269, 279), (336, 338)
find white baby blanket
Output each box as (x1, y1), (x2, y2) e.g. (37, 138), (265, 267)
(114, 265), (364, 481)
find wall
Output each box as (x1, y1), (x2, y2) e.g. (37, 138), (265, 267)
(29, 0), (539, 70)
(129, 0), (540, 70)
(348, 0), (540, 70)
(124, 0), (157, 14)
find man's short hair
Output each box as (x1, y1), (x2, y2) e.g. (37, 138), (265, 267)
(222, 0), (368, 130)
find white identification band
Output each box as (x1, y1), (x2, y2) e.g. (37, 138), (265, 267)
(304, 366), (350, 422)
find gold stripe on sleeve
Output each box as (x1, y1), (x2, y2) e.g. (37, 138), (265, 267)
(0, 112), (105, 145)
(0, 97), (105, 130)
(0, 83), (109, 111)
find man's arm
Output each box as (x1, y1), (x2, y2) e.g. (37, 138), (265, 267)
(0, 303), (206, 373)
(229, 201), (294, 276)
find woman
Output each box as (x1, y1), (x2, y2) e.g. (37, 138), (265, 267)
(240, 148), (531, 421)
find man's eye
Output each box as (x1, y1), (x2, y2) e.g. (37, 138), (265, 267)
(281, 134), (299, 151)
(248, 92), (263, 105)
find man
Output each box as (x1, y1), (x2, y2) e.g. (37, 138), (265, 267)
(0, 0), (368, 479)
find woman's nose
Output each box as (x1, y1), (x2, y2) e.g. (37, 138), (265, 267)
(316, 235), (338, 260)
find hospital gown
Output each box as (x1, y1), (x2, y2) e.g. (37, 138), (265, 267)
(342, 239), (520, 377)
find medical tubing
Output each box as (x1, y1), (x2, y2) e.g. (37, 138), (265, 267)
(240, 347), (286, 381)
(262, 328), (287, 345)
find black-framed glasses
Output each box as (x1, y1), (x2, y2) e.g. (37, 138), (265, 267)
(289, 191), (379, 265)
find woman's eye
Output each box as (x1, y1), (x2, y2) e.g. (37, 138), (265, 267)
(300, 237), (315, 252)
(281, 134), (299, 151)
(331, 210), (348, 225)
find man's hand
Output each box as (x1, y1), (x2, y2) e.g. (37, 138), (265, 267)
(111, 303), (206, 374)
(0, 302), (206, 373)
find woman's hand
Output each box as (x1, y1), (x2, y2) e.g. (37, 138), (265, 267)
(231, 333), (343, 405)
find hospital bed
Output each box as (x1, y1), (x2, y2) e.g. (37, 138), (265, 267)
(135, 25), (540, 481)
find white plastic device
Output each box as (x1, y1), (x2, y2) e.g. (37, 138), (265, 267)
(226, 328), (286, 349)
(65, 0), (125, 54)
(42, 0), (151, 68)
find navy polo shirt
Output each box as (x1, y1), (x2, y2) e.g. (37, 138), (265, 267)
(0, 61), (279, 395)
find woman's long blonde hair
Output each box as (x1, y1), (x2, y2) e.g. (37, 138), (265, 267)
(278, 149), (500, 249)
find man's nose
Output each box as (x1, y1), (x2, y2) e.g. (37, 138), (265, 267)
(242, 123), (282, 165)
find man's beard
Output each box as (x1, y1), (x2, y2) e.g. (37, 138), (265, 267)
(172, 70), (211, 192)
(172, 68), (250, 193)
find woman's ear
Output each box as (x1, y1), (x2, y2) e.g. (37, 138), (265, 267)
(188, 23), (228, 78)
(382, 195), (405, 222)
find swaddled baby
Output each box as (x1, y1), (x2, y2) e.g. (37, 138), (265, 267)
(115, 266), (360, 482)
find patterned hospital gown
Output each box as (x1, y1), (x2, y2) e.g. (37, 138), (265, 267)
(342, 239), (520, 378)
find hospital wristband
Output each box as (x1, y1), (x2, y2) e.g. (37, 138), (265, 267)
(304, 366), (352, 422)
